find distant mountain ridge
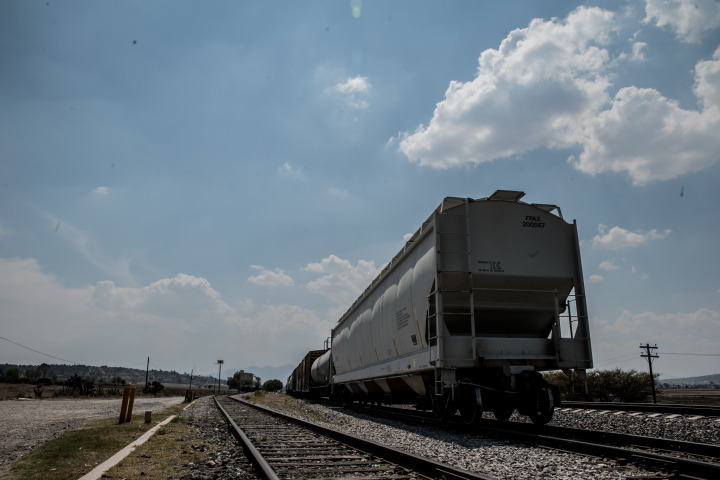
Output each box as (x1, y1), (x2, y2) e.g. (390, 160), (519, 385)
(661, 373), (720, 385)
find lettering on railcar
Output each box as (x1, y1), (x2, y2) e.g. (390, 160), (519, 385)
(523, 215), (545, 228)
(478, 260), (504, 273)
(396, 307), (410, 329)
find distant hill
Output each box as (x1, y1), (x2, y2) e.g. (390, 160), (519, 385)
(661, 373), (720, 385)
(0, 363), (216, 387)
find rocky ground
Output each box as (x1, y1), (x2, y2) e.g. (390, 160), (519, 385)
(0, 394), (184, 476)
(176, 396), (258, 480)
(2, 385), (718, 479)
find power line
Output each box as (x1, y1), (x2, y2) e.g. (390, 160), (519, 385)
(592, 352), (640, 367)
(0, 335), (77, 364)
(595, 353), (639, 363)
(659, 352), (720, 356)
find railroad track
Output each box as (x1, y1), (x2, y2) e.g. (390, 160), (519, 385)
(560, 401), (720, 417)
(214, 395), (494, 480)
(337, 402), (720, 479)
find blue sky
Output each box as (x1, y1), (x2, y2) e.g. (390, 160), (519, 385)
(1, 0), (719, 379)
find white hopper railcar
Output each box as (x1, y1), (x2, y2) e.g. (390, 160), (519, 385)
(313, 190), (593, 425)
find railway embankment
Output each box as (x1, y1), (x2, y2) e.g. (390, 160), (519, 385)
(3, 390), (719, 479)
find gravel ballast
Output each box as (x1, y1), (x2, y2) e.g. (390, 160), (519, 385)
(242, 394), (720, 480)
(177, 396), (258, 480)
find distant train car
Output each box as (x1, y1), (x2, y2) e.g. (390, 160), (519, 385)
(235, 370), (261, 392)
(286, 349), (327, 395)
(294, 191), (593, 425)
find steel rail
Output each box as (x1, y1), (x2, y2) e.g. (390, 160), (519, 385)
(561, 401), (720, 417)
(224, 395), (497, 480)
(339, 402), (720, 479)
(213, 396), (280, 480)
(480, 422), (720, 479)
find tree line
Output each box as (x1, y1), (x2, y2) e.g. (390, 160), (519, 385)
(544, 368), (659, 402)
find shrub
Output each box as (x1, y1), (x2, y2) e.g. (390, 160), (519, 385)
(81, 377), (95, 395)
(143, 381), (165, 395)
(33, 385), (44, 398)
(262, 379), (283, 392)
(4, 368), (20, 383)
(544, 368), (658, 402)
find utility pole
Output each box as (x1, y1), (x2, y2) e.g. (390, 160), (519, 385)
(145, 357), (150, 389)
(216, 360), (224, 394)
(640, 344), (659, 404)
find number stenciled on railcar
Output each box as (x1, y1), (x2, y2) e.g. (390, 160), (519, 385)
(523, 215), (545, 228)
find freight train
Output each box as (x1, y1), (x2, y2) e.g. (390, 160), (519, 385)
(287, 191), (593, 425)
(233, 370), (262, 392)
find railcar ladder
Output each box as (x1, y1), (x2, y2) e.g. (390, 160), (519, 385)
(431, 199), (477, 396)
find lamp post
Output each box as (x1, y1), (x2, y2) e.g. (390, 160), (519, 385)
(216, 360), (224, 394)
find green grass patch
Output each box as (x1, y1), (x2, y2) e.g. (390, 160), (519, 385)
(8, 403), (186, 480)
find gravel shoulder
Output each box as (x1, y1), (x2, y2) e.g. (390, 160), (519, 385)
(0, 395), (184, 477)
(243, 393), (717, 480)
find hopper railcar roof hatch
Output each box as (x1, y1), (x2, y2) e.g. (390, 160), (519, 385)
(531, 203), (563, 219)
(485, 190), (563, 218)
(488, 190), (526, 201)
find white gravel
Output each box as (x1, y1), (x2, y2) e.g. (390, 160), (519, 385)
(0, 396), (184, 476)
(246, 397), (710, 480)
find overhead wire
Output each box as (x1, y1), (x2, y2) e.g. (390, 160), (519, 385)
(0, 335), (78, 364)
(592, 352), (640, 367)
(659, 352), (720, 356)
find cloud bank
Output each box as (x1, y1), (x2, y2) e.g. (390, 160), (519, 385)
(395, 6), (720, 185)
(644, 0), (720, 43)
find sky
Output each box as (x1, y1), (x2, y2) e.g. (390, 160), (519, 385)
(1, 0), (719, 380)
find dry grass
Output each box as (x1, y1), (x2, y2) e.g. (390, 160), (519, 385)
(100, 404), (221, 479)
(7, 403), (186, 480)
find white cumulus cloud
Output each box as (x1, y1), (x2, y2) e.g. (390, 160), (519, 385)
(395, 7), (615, 169)
(599, 260), (620, 271)
(588, 274), (605, 283)
(247, 265), (294, 288)
(0, 257), (330, 368)
(395, 6), (720, 185)
(329, 75), (372, 109)
(304, 254), (380, 305)
(570, 69), (720, 185)
(592, 224), (672, 250)
(644, 0), (720, 43)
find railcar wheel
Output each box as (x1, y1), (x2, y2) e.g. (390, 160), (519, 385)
(528, 385), (554, 425)
(458, 383), (483, 425)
